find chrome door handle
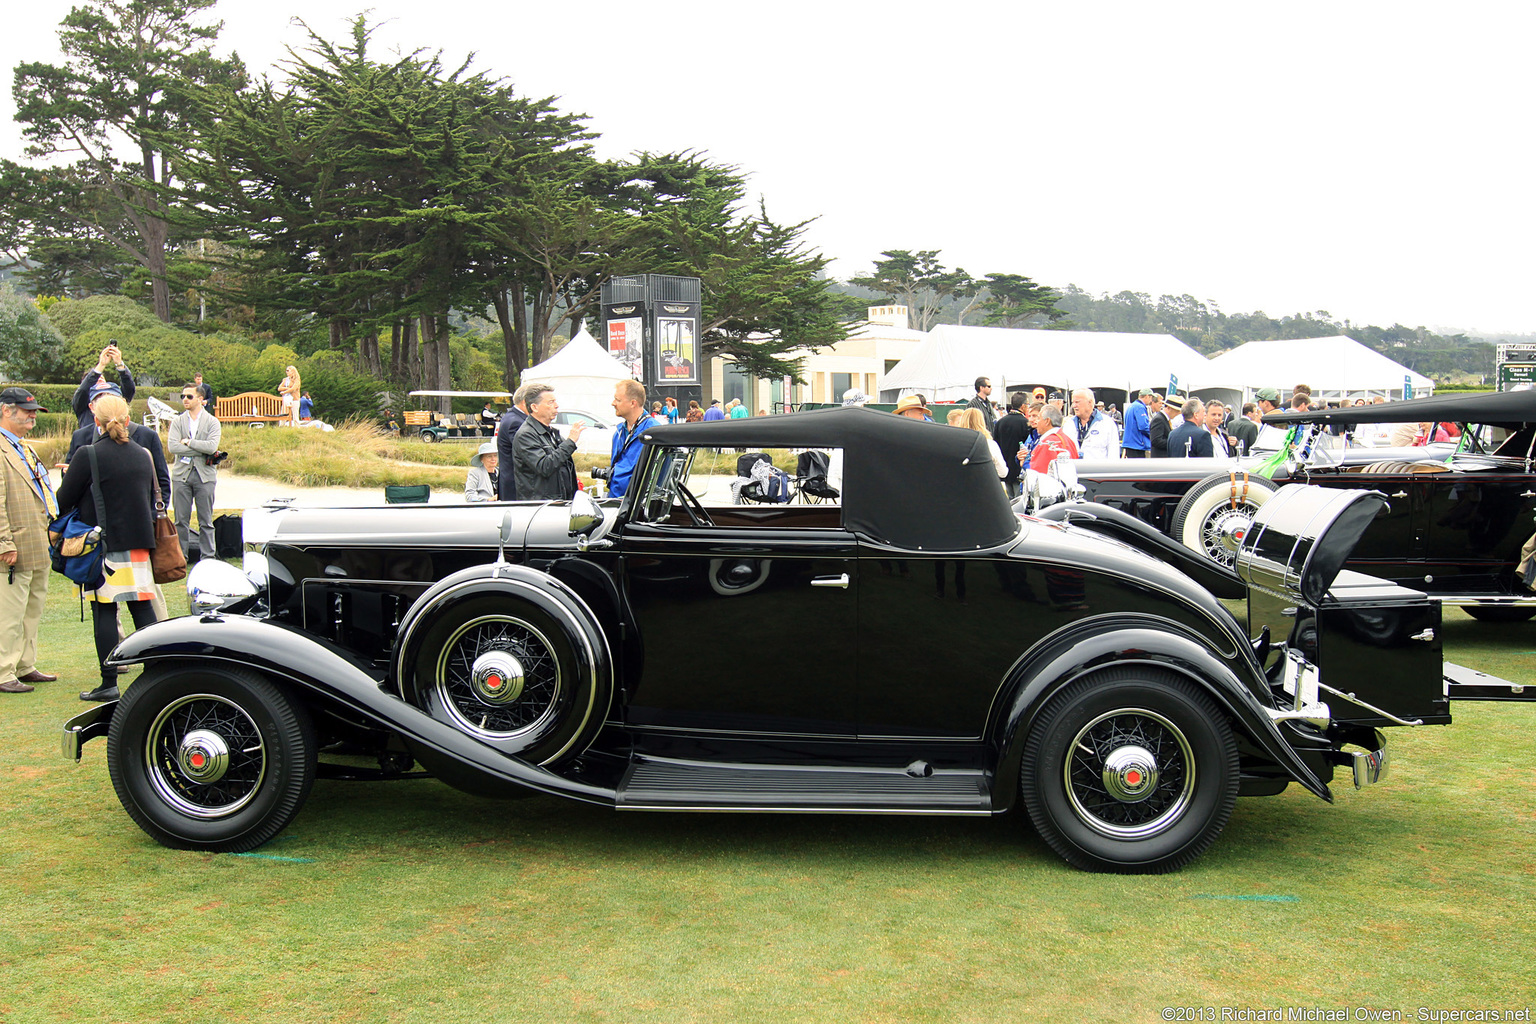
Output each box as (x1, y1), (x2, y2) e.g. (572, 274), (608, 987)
(1390, 491), (1408, 499)
(811, 574), (850, 589)
(1522, 491), (1536, 498)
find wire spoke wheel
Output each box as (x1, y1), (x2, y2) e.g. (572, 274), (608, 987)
(107, 666), (315, 852)
(146, 694), (267, 819)
(1172, 472), (1279, 567)
(436, 615), (562, 739)
(1064, 708), (1194, 839)
(1021, 668), (1239, 873)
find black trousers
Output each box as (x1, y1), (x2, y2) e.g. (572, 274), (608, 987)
(1121, 448), (1150, 458)
(93, 599), (157, 686)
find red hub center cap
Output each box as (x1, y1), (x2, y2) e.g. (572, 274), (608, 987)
(1124, 768), (1142, 787)
(486, 674), (503, 690)
(190, 752), (206, 768)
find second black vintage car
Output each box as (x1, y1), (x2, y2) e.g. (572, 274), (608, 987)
(62, 407), (1526, 872)
(1063, 389), (1536, 621)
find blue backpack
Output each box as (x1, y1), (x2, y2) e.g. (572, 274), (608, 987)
(48, 444), (107, 590)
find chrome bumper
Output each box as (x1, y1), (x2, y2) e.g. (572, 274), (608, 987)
(1346, 734), (1390, 788)
(61, 702), (116, 762)
(1266, 649), (1390, 789)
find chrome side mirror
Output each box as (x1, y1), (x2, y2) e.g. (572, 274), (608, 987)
(569, 489), (603, 537)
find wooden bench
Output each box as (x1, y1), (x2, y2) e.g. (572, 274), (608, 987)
(402, 410), (434, 427)
(215, 392), (286, 425)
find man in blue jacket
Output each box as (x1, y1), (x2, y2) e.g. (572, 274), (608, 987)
(608, 380), (655, 499)
(1121, 388), (1155, 457)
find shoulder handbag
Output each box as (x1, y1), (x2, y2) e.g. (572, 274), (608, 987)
(47, 445), (108, 589)
(143, 445), (187, 584)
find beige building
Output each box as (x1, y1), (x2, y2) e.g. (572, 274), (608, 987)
(701, 306), (928, 412)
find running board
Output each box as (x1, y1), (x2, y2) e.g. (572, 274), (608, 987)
(617, 758), (993, 813)
(1444, 662), (1533, 702)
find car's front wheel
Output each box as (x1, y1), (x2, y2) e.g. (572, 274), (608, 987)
(1020, 668), (1239, 873)
(106, 665), (316, 852)
(1171, 472), (1279, 567)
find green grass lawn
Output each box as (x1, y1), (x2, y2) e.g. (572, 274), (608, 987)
(2, 589), (1532, 1022)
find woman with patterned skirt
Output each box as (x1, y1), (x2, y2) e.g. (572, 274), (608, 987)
(55, 394), (159, 702)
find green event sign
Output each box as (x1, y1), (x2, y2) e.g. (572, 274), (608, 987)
(1498, 363), (1536, 387)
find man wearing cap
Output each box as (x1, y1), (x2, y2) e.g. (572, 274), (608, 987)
(72, 344), (137, 428)
(1252, 387), (1290, 451)
(0, 388), (59, 693)
(702, 399), (726, 422)
(967, 377), (996, 432)
(1121, 388), (1157, 458)
(169, 382), (222, 561)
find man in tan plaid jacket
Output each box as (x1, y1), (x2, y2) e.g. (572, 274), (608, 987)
(0, 388), (58, 694)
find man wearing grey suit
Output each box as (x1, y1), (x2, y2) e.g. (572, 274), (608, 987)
(169, 382), (222, 561)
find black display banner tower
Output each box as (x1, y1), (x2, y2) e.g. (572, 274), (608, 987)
(600, 274), (703, 415)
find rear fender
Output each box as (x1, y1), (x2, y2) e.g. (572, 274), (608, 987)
(106, 615), (616, 805)
(989, 625), (1331, 813)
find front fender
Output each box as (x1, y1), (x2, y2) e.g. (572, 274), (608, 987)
(989, 624), (1331, 813)
(106, 615), (616, 805)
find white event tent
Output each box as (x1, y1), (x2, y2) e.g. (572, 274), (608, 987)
(522, 329), (631, 414)
(876, 324), (1210, 402)
(1192, 336), (1433, 402)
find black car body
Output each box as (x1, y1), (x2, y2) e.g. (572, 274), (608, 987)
(1062, 390), (1536, 621)
(61, 407), (1524, 873)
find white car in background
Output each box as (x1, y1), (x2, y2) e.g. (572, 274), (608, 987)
(552, 409), (615, 455)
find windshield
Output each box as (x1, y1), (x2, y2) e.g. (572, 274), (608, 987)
(631, 446), (695, 523)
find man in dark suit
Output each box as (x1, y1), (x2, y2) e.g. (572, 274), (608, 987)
(1148, 393), (1172, 458)
(1166, 399), (1214, 458)
(992, 391), (1033, 498)
(495, 384), (533, 500)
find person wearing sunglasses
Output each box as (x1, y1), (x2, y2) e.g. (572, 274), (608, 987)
(168, 384), (222, 562)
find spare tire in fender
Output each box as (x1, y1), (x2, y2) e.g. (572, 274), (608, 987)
(394, 568), (614, 766)
(1170, 471), (1279, 567)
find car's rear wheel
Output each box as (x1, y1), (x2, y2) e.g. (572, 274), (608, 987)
(1463, 605), (1536, 623)
(106, 665), (315, 852)
(1171, 472), (1279, 567)
(1021, 668), (1239, 873)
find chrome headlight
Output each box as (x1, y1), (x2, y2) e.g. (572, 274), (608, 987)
(187, 559), (260, 614)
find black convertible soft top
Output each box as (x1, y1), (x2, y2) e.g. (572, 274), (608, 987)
(642, 406), (1019, 551)
(1264, 389), (1536, 428)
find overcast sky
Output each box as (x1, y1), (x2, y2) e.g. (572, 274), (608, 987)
(4, 0), (1533, 335)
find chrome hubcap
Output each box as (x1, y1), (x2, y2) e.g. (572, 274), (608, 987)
(1202, 506), (1257, 563)
(471, 651), (526, 704)
(177, 729), (230, 783)
(1101, 744), (1158, 802)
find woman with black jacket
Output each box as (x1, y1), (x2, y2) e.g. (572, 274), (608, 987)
(55, 394), (159, 702)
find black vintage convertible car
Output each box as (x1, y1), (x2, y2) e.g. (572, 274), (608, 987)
(1063, 389), (1536, 621)
(61, 407), (1525, 872)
